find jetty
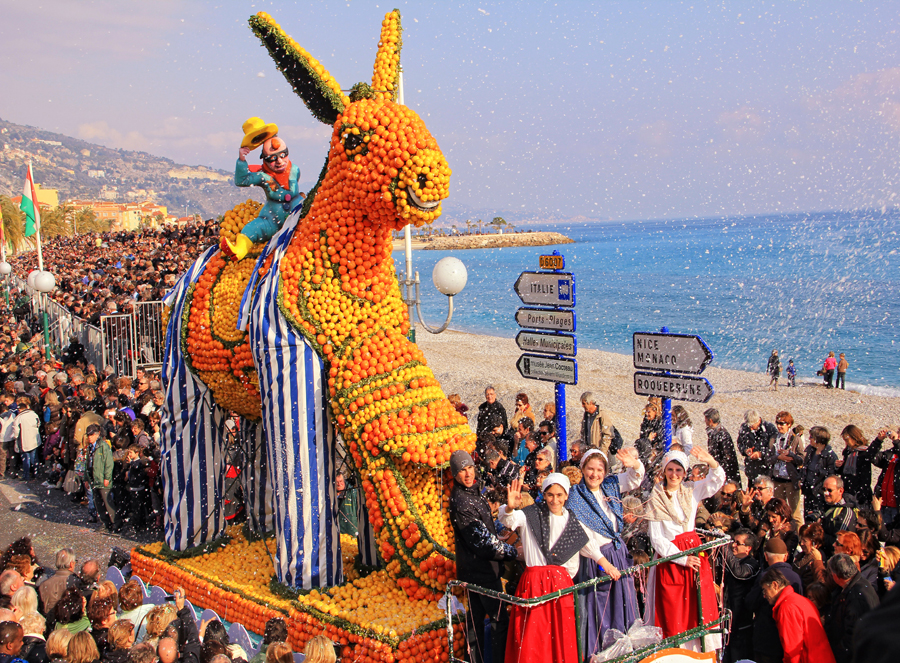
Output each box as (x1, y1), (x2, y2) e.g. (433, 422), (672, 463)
(392, 231), (574, 251)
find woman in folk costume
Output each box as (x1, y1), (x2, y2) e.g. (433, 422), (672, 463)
(567, 448), (645, 658)
(500, 473), (620, 663)
(645, 447), (725, 652)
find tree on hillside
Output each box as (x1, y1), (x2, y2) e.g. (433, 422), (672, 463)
(0, 196), (27, 255)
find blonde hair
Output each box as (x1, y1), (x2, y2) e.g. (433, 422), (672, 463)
(144, 604), (178, 639)
(68, 631), (100, 663)
(266, 642), (293, 663)
(108, 619), (135, 650)
(302, 635), (336, 663)
(560, 466), (582, 486)
(19, 612), (45, 636)
(46, 628), (73, 658)
(89, 580), (120, 611)
(11, 585), (38, 616)
(881, 546), (900, 574)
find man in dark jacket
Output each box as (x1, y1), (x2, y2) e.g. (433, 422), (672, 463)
(737, 410), (777, 486)
(448, 450), (517, 663)
(37, 548), (76, 618)
(722, 529), (759, 663)
(747, 537), (803, 663)
(476, 387), (507, 440)
(853, 584), (900, 663)
(820, 476), (859, 558)
(704, 408), (741, 489)
(824, 553), (879, 663)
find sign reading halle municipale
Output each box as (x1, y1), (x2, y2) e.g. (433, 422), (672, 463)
(515, 331), (576, 356)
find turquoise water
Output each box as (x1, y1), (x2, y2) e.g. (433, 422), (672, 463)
(401, 210), (900, 393)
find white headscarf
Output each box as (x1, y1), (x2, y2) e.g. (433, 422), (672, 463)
(662, 449), (690, 471)
(579, 448), (608, 470)
(541, 472), (571, 495)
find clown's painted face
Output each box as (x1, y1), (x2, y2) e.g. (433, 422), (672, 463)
(262, 136), (289, 173)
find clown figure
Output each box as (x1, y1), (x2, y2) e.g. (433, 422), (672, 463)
(225, 117), (303, 260)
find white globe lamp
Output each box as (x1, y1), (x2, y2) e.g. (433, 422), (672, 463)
(35, 271), (56, 293)
(432, 257), (468, 296)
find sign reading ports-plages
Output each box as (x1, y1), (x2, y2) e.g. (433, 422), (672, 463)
(514, 307), (576, 332)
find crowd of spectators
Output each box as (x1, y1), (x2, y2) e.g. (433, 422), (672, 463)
(0, 304), (165, 534)
(0, 541), (338, 663)
(8, 220), (219, 324)
(450, 386), (900, 663)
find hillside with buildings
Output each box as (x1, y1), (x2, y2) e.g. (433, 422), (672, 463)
(0, 117), (260, 219)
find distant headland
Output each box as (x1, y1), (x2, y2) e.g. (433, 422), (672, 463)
(392, 231), (574, 251)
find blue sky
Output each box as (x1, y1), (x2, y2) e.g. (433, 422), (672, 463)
(2, 1), (898, 221)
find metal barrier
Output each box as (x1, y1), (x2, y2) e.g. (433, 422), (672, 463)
(101, 313), (136, 378)
(446, 530), (732, 663)
(133, 301), (166, 371)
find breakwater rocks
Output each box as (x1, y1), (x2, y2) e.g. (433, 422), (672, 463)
(422, 231), (574, 250)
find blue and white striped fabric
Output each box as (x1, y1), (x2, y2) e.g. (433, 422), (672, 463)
(241, 211), (343, 588)
(160, 246), (229, 551)
(240, 418), (274, 534)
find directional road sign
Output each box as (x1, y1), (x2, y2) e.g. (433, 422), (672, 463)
(517, 354), (578, 385)
(632, 332), (714, 374)
(516, 330), (577, 356)
(514, 272), (575, 307)
(515, 307), (576, 332)
(633, 371), (714, 403)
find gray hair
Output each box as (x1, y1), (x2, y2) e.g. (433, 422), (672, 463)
(18, 611), (45, 636)
(622, 496), (644, 517)
(826, 475), (844, 490)
(537, 445), (557, 470)
(743, 409), (761, 425)
(484, 385), (496, 395)
(828, 553), (858, 581)
(754, 476), (775, 491)
(56, 547), (76, 570)
(580, 391), (597, 405)
(0, 570), (22, 595)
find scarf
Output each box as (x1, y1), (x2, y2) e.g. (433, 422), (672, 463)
(844, 445), (867, 477)
(645, 481), (693, 531)
(522, 502), (589, 567)
(567, 477), (624, 548)
(250, 161), (294, 192)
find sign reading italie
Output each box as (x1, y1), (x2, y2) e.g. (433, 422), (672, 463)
(513, 271), (575, 307)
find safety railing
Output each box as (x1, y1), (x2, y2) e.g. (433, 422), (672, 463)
(445, 529), (732, 663)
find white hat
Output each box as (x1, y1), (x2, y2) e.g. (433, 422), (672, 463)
(541, 472), (571, 495)
(662, 450), (690, 471)
(579, 448), (608, 470)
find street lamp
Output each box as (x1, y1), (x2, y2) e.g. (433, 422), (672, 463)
(409, 256), (468, 335)
(33, 270), (55, 360)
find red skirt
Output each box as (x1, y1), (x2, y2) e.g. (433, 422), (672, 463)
(506, 565), (578, 663)
(654, 531), (718, 639)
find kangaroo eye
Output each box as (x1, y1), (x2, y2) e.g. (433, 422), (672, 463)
(344, 133), (362, 150)
(417, 174), (428, 189)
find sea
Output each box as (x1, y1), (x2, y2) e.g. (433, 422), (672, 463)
(399, 210), (900, 395)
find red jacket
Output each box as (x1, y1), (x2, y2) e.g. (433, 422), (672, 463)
(772, 585), (837, 663)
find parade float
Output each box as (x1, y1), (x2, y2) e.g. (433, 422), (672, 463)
(132, 9), (470, 663)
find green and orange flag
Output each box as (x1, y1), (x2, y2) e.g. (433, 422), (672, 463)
(20, 162), (41, 238)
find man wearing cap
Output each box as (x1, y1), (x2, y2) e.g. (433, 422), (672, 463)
(447, 450), (516, 663)
(224, 117), (303, 260)
(746, 536), (803, 663)
(500, 472), (611, 663)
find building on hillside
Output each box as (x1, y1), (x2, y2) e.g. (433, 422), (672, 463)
(65, 199), (170, 231)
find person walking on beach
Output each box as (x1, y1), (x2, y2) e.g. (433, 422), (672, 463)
(767, 350), (782, 391)
(786, 360), (796, 388)
(822, 352), (837, 389)
(836, 353), (849, 390)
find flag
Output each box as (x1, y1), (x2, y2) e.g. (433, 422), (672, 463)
(20, 163), (41, 238)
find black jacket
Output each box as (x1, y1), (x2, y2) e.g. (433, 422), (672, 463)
(821, 495), (859, 558)
(853, 584), (900, 663)
(840, 440), (882, 505)
(737, 421), (777, 483)
(706, 424), (741, 489)
(20, 637), (48, 663)
(449, 481), (516, 586)
(723, 547), (759, 634)
(824, 572), (880, 663)
(872, 441), (900, 501)
(747, 561), (802, 661)
(476, 400), (508, 439)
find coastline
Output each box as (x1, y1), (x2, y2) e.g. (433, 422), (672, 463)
(415, 329), (899, 450)
(391, 231), (574, 252)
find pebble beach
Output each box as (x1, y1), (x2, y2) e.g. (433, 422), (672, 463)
(416, 329), (900, 454)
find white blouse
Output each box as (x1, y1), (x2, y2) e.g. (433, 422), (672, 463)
(648, 465), (725, 566)
(674, 425), (694, 452)
(499, 505), (606, 578)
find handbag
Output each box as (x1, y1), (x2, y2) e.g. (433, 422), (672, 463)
(63, 469), (78, 494)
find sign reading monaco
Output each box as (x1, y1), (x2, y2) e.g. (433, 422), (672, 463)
(632, 332), (714, 374)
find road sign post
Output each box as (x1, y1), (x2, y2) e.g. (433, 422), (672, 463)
(515, 251), (574, 460)
(633, 327), (715, 451)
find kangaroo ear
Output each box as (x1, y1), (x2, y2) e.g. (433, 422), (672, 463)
(371, 9), (402, 101)
(249, 13), (349, 125)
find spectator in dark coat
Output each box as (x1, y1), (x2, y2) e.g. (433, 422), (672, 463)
(38, 548), (76, 618)
(823, 553), (879, 663)
(820, 476), (859, 558)
(18, 612), (48, 663)
(448, 450), (517, 663)
(704, 408), (742, 489)
(872, 428), (900, 529)
(722, 529), (759, 663)
(748, 537), (803, 663)
(737, 410), (777, 486)
(799, 426), (838, 522)
(853, 584), (900, 663)
(837, 425), (881, 506)
(475, 387), (507, 439)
